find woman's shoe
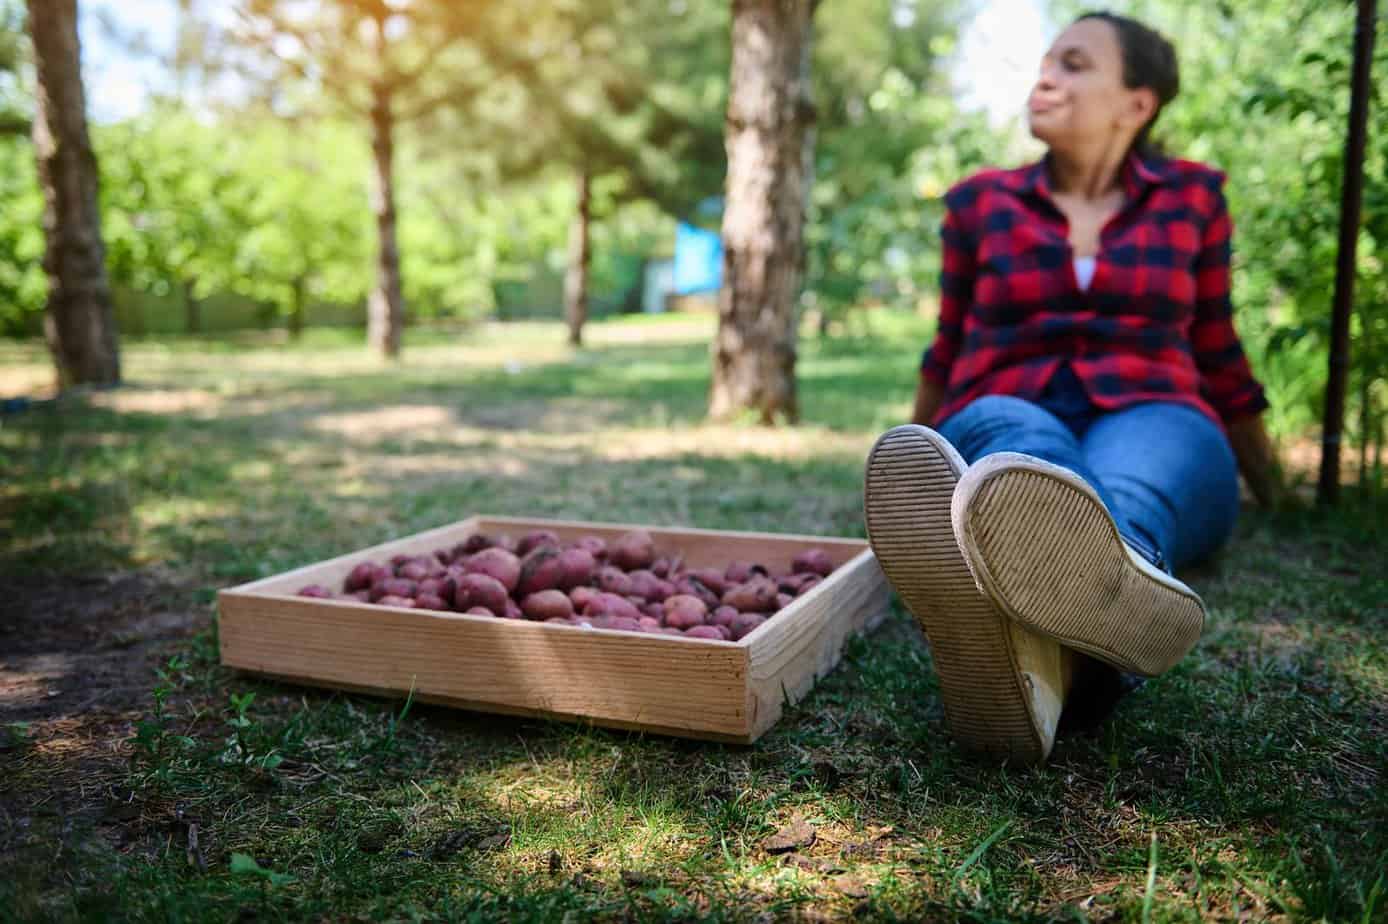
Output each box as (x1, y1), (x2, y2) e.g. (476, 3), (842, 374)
(864, 426), (1074, 765)
(951, 452), (1206, 677)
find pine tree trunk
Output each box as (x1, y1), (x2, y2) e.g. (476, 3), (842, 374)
(27, 0), (120, 388)
(365, 19), (403, 359)
(565, 169), (592, 347)
(288, 274), (306, 340)
(183, 278), (200, 334)
(709, 0), (816, 424)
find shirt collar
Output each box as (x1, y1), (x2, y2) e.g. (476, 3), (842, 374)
(1005, 149), (1169, 202)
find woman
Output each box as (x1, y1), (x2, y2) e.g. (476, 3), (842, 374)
(863, 12), (1284, 765)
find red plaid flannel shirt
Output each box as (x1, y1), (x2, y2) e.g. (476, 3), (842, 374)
(921, 152), (1269, 430)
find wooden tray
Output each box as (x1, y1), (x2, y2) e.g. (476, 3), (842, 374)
(218, 515), (891, 743)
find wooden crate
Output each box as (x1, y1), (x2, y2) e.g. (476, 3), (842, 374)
(218, 516), (891, 743)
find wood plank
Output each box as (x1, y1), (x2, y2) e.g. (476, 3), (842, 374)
(744, 550), (893, 739)
(218, 591), (753, 739)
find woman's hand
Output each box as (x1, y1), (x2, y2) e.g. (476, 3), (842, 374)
(1226, 414), (1291, 509)
(912, 377), (945, 427)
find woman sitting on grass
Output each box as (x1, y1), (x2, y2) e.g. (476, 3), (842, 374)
(863, 11), (1285, 765)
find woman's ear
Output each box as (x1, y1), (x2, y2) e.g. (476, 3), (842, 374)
(1123, 86), (1159, 133)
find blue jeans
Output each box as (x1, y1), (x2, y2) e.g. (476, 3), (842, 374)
(938, 366), (1241, 572)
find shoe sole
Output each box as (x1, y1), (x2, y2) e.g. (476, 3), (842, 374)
(864, 426), (1062, 765)
(952, 452), (1206, 678)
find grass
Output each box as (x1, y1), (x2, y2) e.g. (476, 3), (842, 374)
(1, 311), (1385, 922)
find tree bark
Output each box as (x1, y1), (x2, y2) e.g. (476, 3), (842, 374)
(709, 0), (816, 424)
(183, 278), (200, 334)
(365, 15), (404, 358)
(564, 168), (592, 347)
(27, 0), (120, 388)
(288, 274), (306, 340)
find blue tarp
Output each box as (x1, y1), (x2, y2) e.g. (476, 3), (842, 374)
(673, 221), (722, 295)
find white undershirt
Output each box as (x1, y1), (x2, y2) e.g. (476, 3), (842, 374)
(1074, 256), (1097, 291)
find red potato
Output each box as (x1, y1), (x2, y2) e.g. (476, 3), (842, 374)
(575, 535), (608, 561)
(376, 594), (417, 608)
(791, 547), (836, 577)
(711, 605), (739, 629)
(397, 560), (430, 581)
(625, 570), (672, 602)
(642, 601), (667, 623)
(521, 590), (573, 621)
(610, 529), (656, 571)
(595, 566), (634, 596)
(582, 592), (643, 622)
(649, 557), (671, 578)
(344, 562), (388, 592)
(724, 560), (769, 585)
(417, 576), (455, 601)
(659, 627), (686, 636)
(518, 529), (561, 556)
(568, 586), (600, 611)
(463, 547), (522, 593)
(589, 615), (643, 633)
(557, 547), (597, 590)
(465, 605), (496, 618)
(684, 568), (728, 596)
(544, 616), (574, 625)
(454, 573), (509, 615)
(663, 594), (708, 630)
(795, 575), (823, 596)
(517, 547), (565, 596)
(684, 625), (726, 641)
(372, 577), (418, 601)
(674, 575), (722, 610)
(497, 534), (520, 554)
(722, 577), (779, 613)
(415, 593), (449, 611)
(776, 593), (794, 610)
(389, 554), (413, 568)
(433, 548), (453, 566)
(346, 589), (373, 602)
(296, 584), (334, 598)
(457, 533), (496, 556)
(503, 598), (525, 620)
(711, 624), (733, 641)
(638, 616), (663, 632)
(730, 612), (767, 640)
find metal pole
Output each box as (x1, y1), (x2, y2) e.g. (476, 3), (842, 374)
(1318, 0), (1378, 505)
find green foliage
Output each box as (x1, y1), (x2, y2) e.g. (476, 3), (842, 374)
(806, 0), (1008, 323)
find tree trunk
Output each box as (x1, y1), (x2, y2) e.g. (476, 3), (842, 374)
(709, 0), (816, 424)
(183, 278), (200, 334)
(365, 17), (403, 359)
(288, 274), (306, 340)
(27, 0), (120, 389)
(564, 168), (592, 347)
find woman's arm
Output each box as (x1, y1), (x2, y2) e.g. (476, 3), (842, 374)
(912, 377), (945, 426)
(1226, 413), (1289, 509)
(1189, 178), (1282, 506)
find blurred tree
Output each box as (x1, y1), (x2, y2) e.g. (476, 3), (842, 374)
(25, 0), (120, 386)
(216, 0), (525, 357)
(710, 0), (817, 424)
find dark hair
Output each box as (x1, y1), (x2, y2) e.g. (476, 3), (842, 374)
(1075, 11), (1179, 158)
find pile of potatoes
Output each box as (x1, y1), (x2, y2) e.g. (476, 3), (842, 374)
(296, 529), (837, 642)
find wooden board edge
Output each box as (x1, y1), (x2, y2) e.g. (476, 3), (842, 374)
(228, 669), (758, 745)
